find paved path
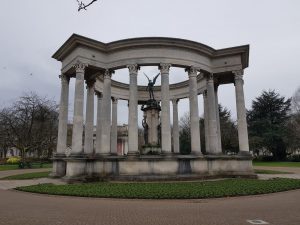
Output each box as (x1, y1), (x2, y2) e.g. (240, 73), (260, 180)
(0, 188), (299, 225)
(0, 167), (299, 225)
(254, 166), (300, 180)
(0, 168), (65, 190)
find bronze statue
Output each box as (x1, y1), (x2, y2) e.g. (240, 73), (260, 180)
(144, 72), (160, 100)
(157, 123), (161, 146)
(142, 116), (149, 145)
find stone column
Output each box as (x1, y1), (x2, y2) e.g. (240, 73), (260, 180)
(71, 61), (87, 156)
(203, 91), (209, 153)
(56, 74), (70, 155)
(214, 84), (222, 152)
(100, 69), (113, 155)
(95, 91), (103, 155)
(52, 74), (70, 177)
(127, 64), (139, 155)
(111, 97), (118, 155)
(187, 67), (201, 154)
(233, 70), (249, 153)
(159, 63), (172, 154)
(172, 99), (180, 154)
(84, 79), (95, 155)
(206, 74), (220, 154)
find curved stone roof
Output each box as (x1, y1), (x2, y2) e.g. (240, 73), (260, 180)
(53, 34), (249, 101)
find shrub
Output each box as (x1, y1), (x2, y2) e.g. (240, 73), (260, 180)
(287, 154), (300, 162)
(6, 156), (21, 164)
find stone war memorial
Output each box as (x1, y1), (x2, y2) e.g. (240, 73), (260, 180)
(51, 34), (255, 181)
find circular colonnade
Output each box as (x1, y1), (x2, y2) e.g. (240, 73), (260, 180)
(51, 34), (254, 181)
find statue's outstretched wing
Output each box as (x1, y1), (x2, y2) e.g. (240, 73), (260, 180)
(152, 73), (160, 85)
(143, 73), (150, 82)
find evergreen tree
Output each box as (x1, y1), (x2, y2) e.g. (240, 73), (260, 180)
(247, 90), (291, 160)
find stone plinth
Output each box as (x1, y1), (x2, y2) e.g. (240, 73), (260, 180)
(60, 153), (255, 182)
(141, 100), (161, 146)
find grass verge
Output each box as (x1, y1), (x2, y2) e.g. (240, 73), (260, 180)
(0, 163), (52, 171)
(252, 162), (300, 167)
(0, 171), (50, 180)
(16, 178), (300, 199)
(254, 169), (292, 174)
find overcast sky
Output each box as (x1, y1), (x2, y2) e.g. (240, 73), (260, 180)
(1, 0), (300, 125)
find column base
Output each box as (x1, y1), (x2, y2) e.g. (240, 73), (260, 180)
(94, 153), (113, 158)
(50, 159), (66, 178)
(161, 151), (174, 158)
(53, 153), (66, 158)
(127, 151), (139, 155)
(69, 152), (87, 158)
(191, 151), (203, 156)
(238, 151), (252, 157)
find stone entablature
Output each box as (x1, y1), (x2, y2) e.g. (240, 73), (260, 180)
(51, 34), (253, 181)
(53, 35), (248, 75)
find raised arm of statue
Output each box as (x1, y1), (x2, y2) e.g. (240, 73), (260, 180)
(144, 73), (150, 82)
(152, 73), (160, 85)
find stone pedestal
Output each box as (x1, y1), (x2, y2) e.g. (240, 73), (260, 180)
(60, 154), (255, 182)
(141, 100), (162, 154)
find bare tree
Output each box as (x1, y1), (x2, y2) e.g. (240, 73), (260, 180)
(287, 87), (300, 154)
(76, 0), (98, 11)
(0, 92), (58, 161)
(179, 112), (191, 154)
(292, 87), (300, 113)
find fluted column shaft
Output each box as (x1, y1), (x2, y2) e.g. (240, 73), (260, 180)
(234, 70), (249, 152)
(187, 67), (201, 154)
(71, 62), (87, 155)
(100, 70), (113, 155)
(84, 79), (95, 155)
(172, 99), (180, 154)
(159, 63), (172, 154)
(56, 74), (70, 155)
(214, 85), (222, 151)
(127, 64), (139, 155)
(111, 98), (118, 155)
(203, 91), (209, 152)
(206, 74), (220, 154)
(95, 91), (103, 154)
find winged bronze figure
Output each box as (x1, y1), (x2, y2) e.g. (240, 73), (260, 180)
(144, 72), (160, 100)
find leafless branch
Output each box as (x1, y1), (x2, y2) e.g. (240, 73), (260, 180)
(77, 0), (98, 11)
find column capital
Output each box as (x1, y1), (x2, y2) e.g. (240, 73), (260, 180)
(95, 91), (103, 98)
(73, 61), (88, 73)
(185, 66), (198, 77)
(59, 74), (70, 84)
(205, 73), (214, 83)
(171, 99), (179, 105)
(159, 63), (171, 74)
(232, 69), (244, 76)
(127, 64), (140, 74)
(104, 69), (114, 79)
(233, 70), (244, 85)
(111, 97), (119, 104)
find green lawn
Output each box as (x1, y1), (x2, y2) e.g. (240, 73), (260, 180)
(16, 178), (300, 199)
(0, 171), (50, 180)
(0, 163), (52, 171)
(253, 161), (300, 167)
